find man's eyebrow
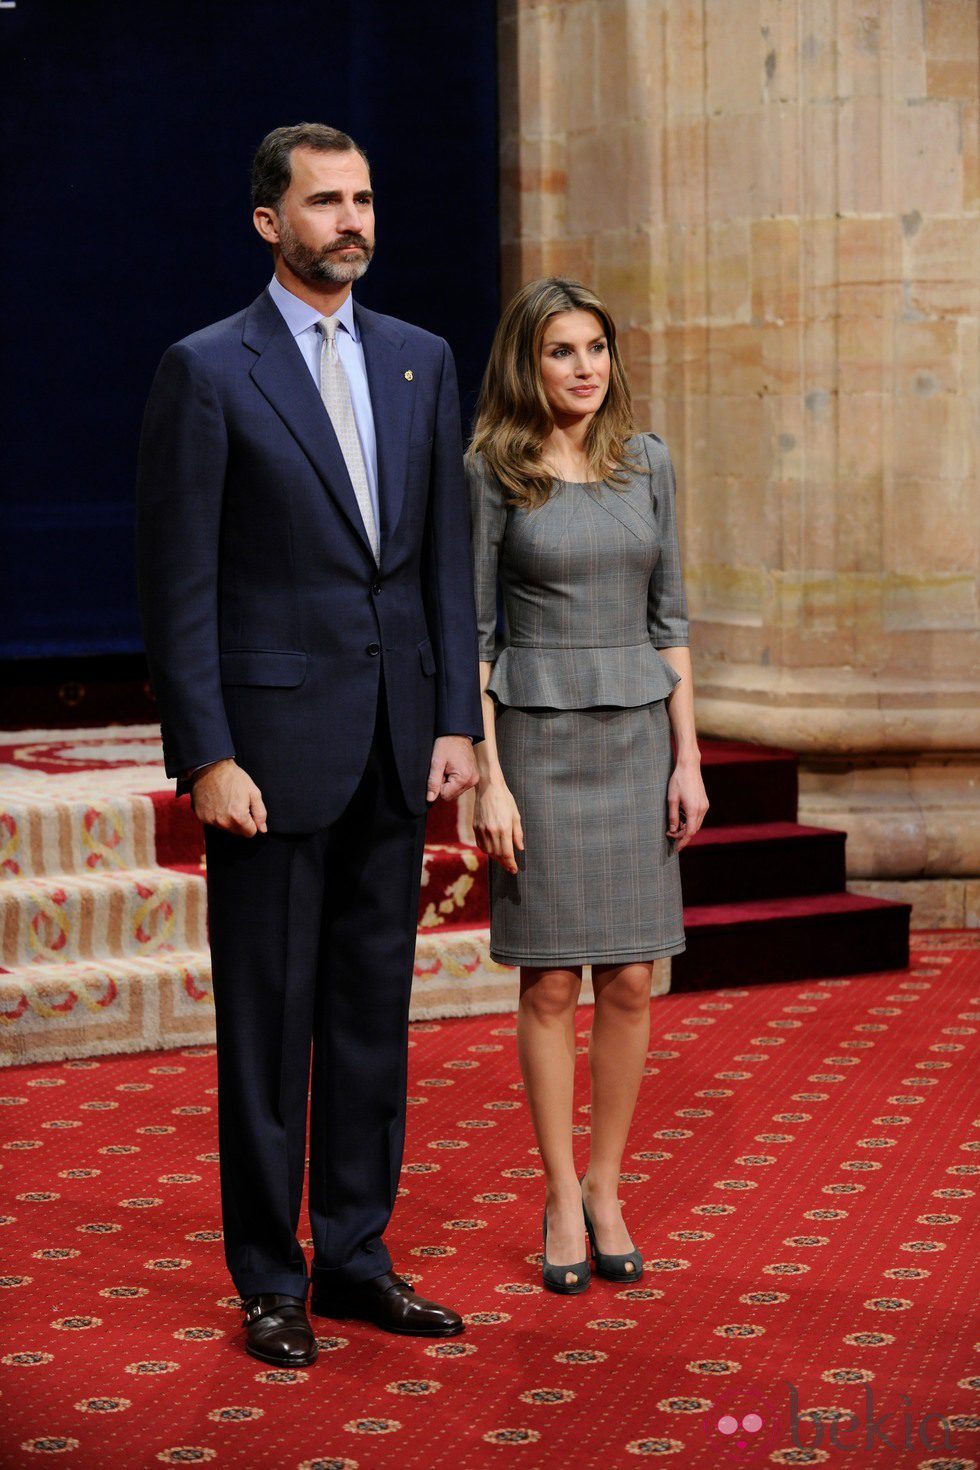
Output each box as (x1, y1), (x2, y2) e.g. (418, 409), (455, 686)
(304, 189), (374, 202)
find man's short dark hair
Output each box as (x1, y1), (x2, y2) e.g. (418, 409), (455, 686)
(251, 123), (370, 211)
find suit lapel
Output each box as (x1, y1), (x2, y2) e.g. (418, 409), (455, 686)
(355, 303), (415, 547)
(243, 291), (375, 561)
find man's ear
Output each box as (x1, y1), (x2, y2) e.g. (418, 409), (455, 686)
(252, 207), (280, 247)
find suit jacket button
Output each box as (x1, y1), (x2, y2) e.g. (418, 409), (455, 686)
(372, 580), (383, 595)
(367, 643), (380, 656)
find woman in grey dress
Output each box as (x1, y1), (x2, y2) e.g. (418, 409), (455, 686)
(467, 278), (709, 1294)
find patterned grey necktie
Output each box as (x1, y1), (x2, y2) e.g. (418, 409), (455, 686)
(316, 316), (380, 564)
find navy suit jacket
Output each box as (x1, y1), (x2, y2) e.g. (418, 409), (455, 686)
(136, 288), (484, 832)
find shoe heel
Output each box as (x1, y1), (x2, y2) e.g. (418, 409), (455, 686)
(583, 1208), (599, 1264)
(541, 1207), (590, 1295)
(580, 1193), (644, 1283)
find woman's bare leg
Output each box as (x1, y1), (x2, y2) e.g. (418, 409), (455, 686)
(517, 964), (586, 1283)
(581, 962), (653, 1262)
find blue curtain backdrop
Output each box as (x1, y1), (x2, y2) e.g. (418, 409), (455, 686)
(0, 0), (499, 659)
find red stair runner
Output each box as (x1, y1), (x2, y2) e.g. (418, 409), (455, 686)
(671, 741), (910, 988)
(679, 822), (847, 905)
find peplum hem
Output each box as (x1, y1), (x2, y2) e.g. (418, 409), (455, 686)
(486, 641), (681, 710)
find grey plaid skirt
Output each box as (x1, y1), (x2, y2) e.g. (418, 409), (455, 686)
(489, 699), (686, 968)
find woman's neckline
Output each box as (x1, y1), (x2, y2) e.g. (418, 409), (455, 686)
(559, 471), (620, 487)
(547, 434), (640, 487)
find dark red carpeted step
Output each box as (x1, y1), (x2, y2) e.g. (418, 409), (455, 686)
(152, 790), (468, 866)
(419, 843), (489, 930)
(151, 790), (205, 867)
(425, 796), (465, 845)
(698, 738), (799, 825)
(673, 890), (911, 989)
(679, 821), (846, 905)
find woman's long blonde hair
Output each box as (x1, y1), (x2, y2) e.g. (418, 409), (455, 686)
(468, 277), (640, 509)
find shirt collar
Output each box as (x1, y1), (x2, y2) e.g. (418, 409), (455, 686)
(267, 275), (359, 342)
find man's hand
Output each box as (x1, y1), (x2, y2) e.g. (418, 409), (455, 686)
(190, 758), (268, 836)
(426, 736), (478, 804)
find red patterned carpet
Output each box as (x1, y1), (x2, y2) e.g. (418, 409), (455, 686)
(1, 933), (978, 1470)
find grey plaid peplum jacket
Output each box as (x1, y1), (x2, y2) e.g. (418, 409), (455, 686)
(467, 431), (689, 708)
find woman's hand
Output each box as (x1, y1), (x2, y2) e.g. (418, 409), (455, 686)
(473, 778), (525, 874)
(666, 760), (709, 853)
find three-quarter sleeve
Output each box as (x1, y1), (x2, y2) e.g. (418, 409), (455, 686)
(466, 452), (508, 662)
(646, 432), (690, 648)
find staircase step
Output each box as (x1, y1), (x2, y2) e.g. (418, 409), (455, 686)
(0, 927), (520, 1065)
(700, 739), (799, 826)
(424, 797), (469, 847)
(412, 925), (517, 1017)
(0, 792), (161, 881)
(0, 868), (207, 968)
(0, 949), (215, 1065)
(153, 785), (472, 860)
(672, 891), (911, 990)
(168, 843), (494, 936)
(419, 843), (488, 931)
(0, 783), (475, 882)
(151, 792), (206, 867)
(680, 822), (847, 904)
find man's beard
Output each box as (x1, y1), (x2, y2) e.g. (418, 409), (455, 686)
(277, 217), (374, 285)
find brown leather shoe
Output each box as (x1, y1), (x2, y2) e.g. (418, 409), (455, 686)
(310, 1271), (464, 1337)
(242, 1293), (318, 1366)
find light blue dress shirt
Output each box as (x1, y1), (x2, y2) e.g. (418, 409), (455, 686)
(267, 275), (380, 534)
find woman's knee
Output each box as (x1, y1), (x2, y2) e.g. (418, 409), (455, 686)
(519, 967), (581, 1021)
(594, 965), (652, 1016)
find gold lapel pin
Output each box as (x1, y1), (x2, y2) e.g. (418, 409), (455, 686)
(404, 369), (413, 381)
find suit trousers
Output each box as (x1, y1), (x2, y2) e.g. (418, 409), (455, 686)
(203, 674), (428, 1299)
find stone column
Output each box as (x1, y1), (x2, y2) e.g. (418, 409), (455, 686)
(499, 0), (980, 925)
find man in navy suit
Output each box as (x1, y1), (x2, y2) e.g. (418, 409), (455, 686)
(137, 123), (483, 1366)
